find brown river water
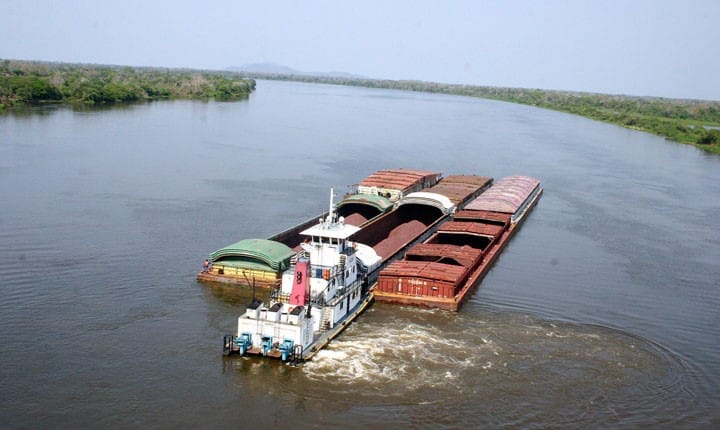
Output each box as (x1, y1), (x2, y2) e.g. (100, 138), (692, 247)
(1, 80), (719, 428)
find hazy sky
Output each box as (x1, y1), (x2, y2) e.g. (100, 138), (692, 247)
(2, 0), (719, 100)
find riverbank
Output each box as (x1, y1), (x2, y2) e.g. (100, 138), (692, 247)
(4, 60), (718, 154)
(0, 60), (255, 109)
(243, 73), (720, 155)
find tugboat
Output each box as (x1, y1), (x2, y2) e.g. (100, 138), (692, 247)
(222, 189), (382, 362)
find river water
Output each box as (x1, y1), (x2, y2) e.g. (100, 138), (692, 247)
(1, 80), (719, 428)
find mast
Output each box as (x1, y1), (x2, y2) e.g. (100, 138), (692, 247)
(327, 187), (335, 226)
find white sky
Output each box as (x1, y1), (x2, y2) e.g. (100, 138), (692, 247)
(1, 0), (719, 100)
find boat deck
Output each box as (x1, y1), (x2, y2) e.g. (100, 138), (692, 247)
(226, 292), (374, 363)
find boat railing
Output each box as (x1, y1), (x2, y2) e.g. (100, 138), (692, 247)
(325, 279), (363, 306)
(270, 288), (330, 307)
(345, 184), (359, 196)
(286, 256), (345, 281)
(289, 251), (311, 267)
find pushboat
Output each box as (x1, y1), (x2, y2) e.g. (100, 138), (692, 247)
(222, 189), (380, 362)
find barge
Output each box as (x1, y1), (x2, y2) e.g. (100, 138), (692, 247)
(373, 176), (543, 311)
(198, 169), (441, 288)
(348, 175), (493, 280)
(221, 174), (494, 362)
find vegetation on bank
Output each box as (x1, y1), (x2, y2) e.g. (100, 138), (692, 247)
(245, 73), (720, 154)
(3, 60), (719, 154)
(0, 60), (255, 109)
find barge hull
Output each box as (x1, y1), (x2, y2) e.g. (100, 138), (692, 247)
(373, 178), (542, 311)
(196, 270), (281, 288)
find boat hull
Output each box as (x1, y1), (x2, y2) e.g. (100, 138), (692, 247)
(223, 278), (375, 363)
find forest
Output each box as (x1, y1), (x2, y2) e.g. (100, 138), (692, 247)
(0, 60), (255, 108)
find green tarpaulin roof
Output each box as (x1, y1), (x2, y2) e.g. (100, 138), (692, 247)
(209, 239), (294, 271)
(337, 194), (393, 212)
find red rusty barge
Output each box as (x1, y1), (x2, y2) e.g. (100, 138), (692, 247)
(348, 174), (493, 283)
(373, 176), (543, 311)
(269, 169), (442, 248)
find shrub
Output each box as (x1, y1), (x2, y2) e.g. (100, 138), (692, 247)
(697, 129), (720, 145)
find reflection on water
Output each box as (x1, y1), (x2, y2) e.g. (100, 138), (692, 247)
(2, 80), (719, 428)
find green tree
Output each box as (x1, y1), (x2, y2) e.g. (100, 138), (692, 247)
(697, 129), (719, 145)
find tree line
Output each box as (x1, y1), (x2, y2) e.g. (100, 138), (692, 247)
(3, 60), (718, 153)
(0, 60), (255, 108)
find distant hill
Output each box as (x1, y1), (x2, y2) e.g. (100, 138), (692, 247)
(228, 62), (365, 79)
(229, 62), (297, 74)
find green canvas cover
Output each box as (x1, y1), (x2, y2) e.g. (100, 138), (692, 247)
(336, 194), (393, 212)
(209, 239), (294, 271)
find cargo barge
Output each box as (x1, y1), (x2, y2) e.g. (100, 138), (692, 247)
(348, 175), (493, 278)
(198, 169), (441, 288)
(221, 174), (493, 362)
(373, 176), (542, 311)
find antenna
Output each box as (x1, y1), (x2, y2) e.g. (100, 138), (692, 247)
(242, 271), (257, 304)
(327, 187), (335, 225)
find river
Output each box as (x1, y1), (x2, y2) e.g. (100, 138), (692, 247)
(1, 80), (719, 428)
